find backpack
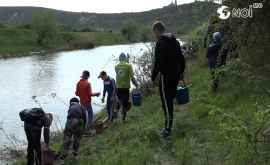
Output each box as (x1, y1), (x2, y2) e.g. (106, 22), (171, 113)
(19, 108), (45, 123)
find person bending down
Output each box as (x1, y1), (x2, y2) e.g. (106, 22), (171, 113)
(57, 97), (85, 160)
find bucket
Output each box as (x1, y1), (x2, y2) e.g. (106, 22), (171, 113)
(132, 89), (142, 106)
(176, 85), (189, 105)
(94, 121), (104, 134)
(41, 143), (56, 165)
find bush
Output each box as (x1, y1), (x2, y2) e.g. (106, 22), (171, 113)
(132, 43), (156, 95)
(0, 23), (7, 29)
(121, 21), (139, 42)
(32, 11), (60, 47)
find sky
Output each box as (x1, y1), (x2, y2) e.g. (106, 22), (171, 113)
(0, 0), (196, 13)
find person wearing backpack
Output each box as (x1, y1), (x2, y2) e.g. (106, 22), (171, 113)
(19, 108), (53, 165)
(56, 97), (85, 160)
(115, 53), (138, 122)
(151, 21), (185, 138)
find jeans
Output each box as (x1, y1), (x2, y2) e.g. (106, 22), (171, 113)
(106, 96), (114, 121)
(83, 104), (93, 129)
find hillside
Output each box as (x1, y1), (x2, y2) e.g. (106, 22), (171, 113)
(0, 1), (218, 33)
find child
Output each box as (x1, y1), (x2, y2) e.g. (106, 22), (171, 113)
(98, 71), (116, 123)
(115, 53), (138, 122)
(75, 70), (100, 128)
(57, 98), (84, 160)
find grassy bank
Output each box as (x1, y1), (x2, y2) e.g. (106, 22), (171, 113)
(0, 28), (125, 58)
(14, 56), (270, 164)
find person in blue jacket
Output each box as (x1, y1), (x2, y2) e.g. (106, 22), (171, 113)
(98, 71), (116, 123)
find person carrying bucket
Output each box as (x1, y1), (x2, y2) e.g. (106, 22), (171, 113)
(98, 71), (116, 124)
(151, 21), (185, 138)
(115, 53), (138, 122)
(75, 70), (100, 129)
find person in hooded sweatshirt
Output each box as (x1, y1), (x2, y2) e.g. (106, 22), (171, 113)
(57, 97), (85, 160)
(206, 31), (222, 91)
(151, 21), (185, 138)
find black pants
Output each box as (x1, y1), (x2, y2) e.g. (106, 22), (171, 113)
(117, 88), (130, 120)
(159, 75), (178, 131)
(25, 126), (42, 165)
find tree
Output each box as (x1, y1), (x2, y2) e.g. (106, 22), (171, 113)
(121, 21), (138, 42)
(32, 11), (59, 47)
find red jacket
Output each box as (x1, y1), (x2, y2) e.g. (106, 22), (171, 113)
(75, 79), (98, 107)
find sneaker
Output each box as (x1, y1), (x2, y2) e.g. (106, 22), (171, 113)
(160, 128), (171, 138)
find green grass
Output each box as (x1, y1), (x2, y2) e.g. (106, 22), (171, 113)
(0, 28), (41, 55)
(0, 28), (126, 58)
(13, 56), (270, 165)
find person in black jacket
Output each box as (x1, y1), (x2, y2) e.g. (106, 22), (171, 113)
(151, 21), (185, 138)
(20, 108), (53, 165)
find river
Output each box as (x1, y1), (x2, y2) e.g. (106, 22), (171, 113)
(0, 43), (149, 149)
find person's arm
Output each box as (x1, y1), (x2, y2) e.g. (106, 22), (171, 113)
(111, 79), (117, 98)
(89, 82), (100, 97)
(75, 82), (79, 96)
(151, 41), (162, 82)
(102, 83), (106, 103)
(102, 83), (106, 98)
(176, 40), (186, 81)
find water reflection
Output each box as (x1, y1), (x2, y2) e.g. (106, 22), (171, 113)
(30, 54), (58, 98)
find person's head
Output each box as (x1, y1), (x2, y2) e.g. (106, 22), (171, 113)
(152, 21), (166, 40)
(98, 71), (108, 81)
(213, 32), (222, 44)
(119, 53), (127, 62)
(81, 70), (90, 79)
(69, 97), (80, 106)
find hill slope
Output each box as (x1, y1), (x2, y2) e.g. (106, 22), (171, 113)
(0, 1), (218, 32)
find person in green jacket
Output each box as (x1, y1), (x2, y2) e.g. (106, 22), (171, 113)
(115, 53), (138, 122)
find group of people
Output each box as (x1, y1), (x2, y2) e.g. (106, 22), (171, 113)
(20, 49), (138, 164)
(56, 50), (138, 161)
(20, 21), (189, 164)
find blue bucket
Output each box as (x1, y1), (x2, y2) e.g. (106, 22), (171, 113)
(132, 89), (142, 106)
(176, 85), (189, 105)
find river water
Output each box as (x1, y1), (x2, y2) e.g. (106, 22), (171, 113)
(0, 43), (149, 149)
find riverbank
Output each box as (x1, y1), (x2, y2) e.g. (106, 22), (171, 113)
(0, 28), (126, 59)
(13, 56), (270, 164)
